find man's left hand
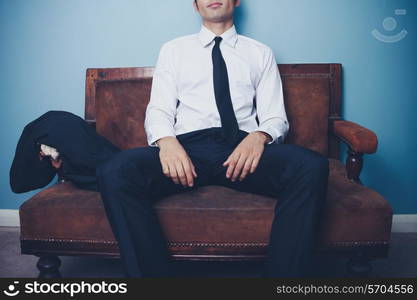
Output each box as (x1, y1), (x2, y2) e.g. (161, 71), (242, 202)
(222, 131), (271, 182)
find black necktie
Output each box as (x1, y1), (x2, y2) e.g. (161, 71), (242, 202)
(212, 36), (239, 145)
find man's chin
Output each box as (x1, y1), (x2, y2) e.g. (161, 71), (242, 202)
(204, 15), (231, 23)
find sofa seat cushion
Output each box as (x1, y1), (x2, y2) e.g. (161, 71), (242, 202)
(19, 158), (392, 255)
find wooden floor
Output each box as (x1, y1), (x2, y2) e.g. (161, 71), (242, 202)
(1, 227), (416, 278)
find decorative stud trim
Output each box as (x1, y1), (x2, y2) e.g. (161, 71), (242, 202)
(21, 237), (389, 248)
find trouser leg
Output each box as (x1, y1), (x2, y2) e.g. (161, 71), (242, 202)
(211, 143), (329, 277)
(96, 146), (208, 277)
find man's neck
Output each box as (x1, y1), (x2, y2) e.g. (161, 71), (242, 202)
(202, 20), (234, 36)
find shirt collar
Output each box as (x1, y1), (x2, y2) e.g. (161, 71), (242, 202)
(197, 24), (238, 48)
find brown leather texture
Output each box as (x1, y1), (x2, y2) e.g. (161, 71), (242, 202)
(19, 158), (392, 257)
(19, 64), (393, 260)
(283, 76), (329, 156)
(332, 120), (378, 153)
(95, 79), (150, 149)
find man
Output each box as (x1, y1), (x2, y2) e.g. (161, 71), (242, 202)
(96, 0), (329, 278)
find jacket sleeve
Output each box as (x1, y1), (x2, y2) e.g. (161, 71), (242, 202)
(9, 125), (57, 193)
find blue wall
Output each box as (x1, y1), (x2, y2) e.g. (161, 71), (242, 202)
(1, 0), (416, 213)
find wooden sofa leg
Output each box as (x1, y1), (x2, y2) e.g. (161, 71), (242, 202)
(36, 255), (62, 278)
(346, 250), (372, 277)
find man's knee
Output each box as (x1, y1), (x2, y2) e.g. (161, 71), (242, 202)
(307, 151), (328, 174)
(301, 150), (329, 182)
(96, 149), (148, 190)
(96, 159), (126, 194)
(280, 145), (329, 187)
(277, 144), (329, 176)
(97, 152), (127, 178)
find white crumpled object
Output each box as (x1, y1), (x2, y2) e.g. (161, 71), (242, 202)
(40, 144), (60, 160)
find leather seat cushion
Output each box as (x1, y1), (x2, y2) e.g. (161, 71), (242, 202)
(19, 158), (392, 251)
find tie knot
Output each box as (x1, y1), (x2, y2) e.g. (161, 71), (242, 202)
(214, 36), (222, 45)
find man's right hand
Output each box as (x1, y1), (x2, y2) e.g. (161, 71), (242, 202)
(156, 137), (197, 187)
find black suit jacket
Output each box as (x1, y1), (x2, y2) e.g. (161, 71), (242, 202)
(10, 110), (120, 193)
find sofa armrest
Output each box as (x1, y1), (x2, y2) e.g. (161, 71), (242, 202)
(332, 120), (378, 154)
(331, 120), (378, 184)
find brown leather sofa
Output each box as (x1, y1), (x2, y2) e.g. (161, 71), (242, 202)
(19, 64), (393, 278)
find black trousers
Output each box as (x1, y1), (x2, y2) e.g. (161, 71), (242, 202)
(96, 127), (329, 277)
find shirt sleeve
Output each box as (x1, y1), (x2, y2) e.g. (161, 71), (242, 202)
(144, 42), (178, 147)
(255, 47), (289, 145)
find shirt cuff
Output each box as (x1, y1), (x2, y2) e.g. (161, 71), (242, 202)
(146, 126), (176, 147)
(256, 126), (280, 145)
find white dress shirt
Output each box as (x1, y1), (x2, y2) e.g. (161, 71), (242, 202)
(144, 24), (289, 147)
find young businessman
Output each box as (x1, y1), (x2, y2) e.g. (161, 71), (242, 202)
(96, 0), (329, 277)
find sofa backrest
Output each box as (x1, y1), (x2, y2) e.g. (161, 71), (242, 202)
(85, 64), (342, 158)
